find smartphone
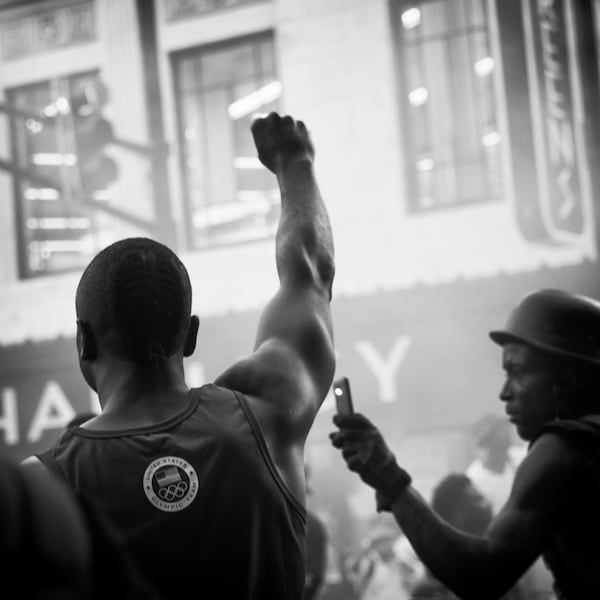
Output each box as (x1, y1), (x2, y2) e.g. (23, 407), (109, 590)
(333, 377), (354, 415)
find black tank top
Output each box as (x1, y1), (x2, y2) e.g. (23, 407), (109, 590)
(530, 415), (600, 600)
(37, 384), (307, 600)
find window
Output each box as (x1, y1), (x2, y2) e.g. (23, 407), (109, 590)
(8, 71), (111, 278)
(173, 32), (280, 249)
(393, 0), (503, 212)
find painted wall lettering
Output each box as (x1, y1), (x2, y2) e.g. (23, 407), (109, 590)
(355, 337), (412, 403)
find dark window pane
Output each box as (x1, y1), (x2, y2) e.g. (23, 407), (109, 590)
(258, 38), (274, 77)
(201, 43), (256, 88)
(8, 71), (114, 277)
(405, 43), (424, 90)
(174, 33), (280, 249)
(395, 0), (503, 212)
(204, 87), (236, 207)
(450, 33), (479, 159)
(468, 0), (487, 28)
(456, 160), (486, 200)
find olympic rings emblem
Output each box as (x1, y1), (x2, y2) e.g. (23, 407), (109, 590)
(143, 456), (199, 512)
(158, 481), (188, 500)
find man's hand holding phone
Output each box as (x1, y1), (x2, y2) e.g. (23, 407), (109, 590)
(330, 387), (413, 511)
(333, 377), (354, 415)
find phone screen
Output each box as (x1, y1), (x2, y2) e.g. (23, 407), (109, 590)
(333, 377), (354, 414)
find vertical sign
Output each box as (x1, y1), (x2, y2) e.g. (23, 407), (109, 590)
(523, 0), (591, 244)
(496, 0), (595, 246)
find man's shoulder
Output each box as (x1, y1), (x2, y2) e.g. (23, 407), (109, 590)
(531, 415), (600, 450)
(523, 425), (599, 484)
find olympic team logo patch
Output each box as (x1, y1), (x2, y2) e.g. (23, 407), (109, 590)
(143, 456), (198, 512)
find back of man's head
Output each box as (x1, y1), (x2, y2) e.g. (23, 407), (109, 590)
(76, 237), (192, 368)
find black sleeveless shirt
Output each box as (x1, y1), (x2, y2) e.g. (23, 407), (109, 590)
(530, 415), (600, 600)
(37, 384), (307, 600)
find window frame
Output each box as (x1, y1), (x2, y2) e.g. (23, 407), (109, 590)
(7, 70), (104, 279)
(171, 30), (281, 252)
(390, 0), (504, 213)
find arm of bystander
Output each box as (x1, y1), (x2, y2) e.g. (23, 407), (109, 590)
(330, 412), (587, 600)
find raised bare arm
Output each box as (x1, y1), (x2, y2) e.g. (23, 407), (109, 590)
(216, 113), (335, 442)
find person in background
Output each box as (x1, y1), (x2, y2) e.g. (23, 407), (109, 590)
(1, 451), (156, 599)
(466, 413), (555, 599)
(1, 452), (93, 599)
(22, 112), (336, 600)
(330, 289), (600, 599)
(345, 517), (409, 600)
(466, 413), (524, 515)
(410, 472), (510, 600)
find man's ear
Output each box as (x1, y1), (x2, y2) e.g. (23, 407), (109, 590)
(183, 315), (199, 357)
(76, 319), (97, 361)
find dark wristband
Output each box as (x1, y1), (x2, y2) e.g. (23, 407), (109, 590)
(375, 466), (412, 512)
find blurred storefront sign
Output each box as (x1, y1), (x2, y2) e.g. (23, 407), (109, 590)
(2, 259), (598, 464)
(0, 337), (95, 462)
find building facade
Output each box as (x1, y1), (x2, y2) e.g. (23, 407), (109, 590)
(0, 0), (599, 589)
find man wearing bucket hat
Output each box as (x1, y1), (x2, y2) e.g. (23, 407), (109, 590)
(330, 288), (600, 600)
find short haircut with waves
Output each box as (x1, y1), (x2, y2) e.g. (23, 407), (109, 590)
(76, 237), (192, 368)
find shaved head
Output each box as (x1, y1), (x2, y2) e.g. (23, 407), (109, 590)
(76, 238), (192, 367)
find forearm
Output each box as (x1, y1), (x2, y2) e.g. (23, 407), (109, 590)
(389, 488), (514, 600)
(275, 160), (334, 298)
(331, 412), (533, 598)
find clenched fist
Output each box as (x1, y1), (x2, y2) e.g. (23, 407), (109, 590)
(251, 112), (314, 174)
